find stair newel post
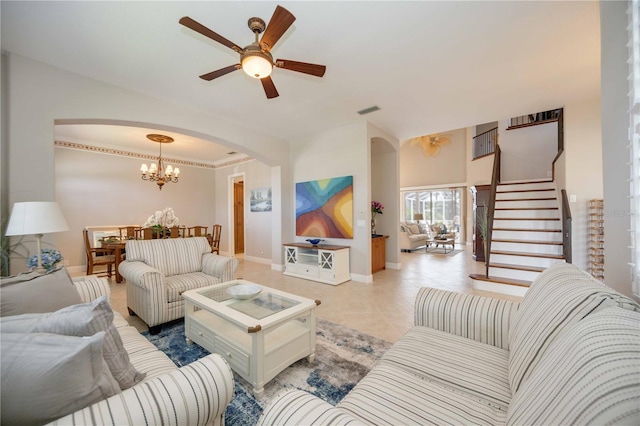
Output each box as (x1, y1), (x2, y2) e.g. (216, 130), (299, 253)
(486, 145), (501, 278)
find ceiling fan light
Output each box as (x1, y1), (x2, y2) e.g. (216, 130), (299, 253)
(242, 55), (272, 79)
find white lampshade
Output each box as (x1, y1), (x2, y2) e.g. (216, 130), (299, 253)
(242, 55), (273, 79)
(6, 202), (69, 236)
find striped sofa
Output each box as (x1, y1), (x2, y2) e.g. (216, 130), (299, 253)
(258, 263), (640, 425)
(119, 237), (239, 334)
(49, 275), (234, 426)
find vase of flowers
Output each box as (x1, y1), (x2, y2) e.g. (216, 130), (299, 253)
(27, 248), (62, 273)
(371, 201), (384, 234)
(143, 208), (181, 238)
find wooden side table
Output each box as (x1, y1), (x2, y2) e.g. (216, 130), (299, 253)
(372, 235), (388, 273)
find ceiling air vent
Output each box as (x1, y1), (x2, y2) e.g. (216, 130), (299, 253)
(357, 106), (380, 115)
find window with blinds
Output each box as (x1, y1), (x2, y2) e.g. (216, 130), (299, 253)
(628, 0), (640, 297)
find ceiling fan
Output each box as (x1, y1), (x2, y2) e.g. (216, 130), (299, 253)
(179, 5), (326, 99)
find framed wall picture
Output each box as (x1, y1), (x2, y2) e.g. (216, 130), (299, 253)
(296, 175), (353, 239)
(250, 187), (272, 212)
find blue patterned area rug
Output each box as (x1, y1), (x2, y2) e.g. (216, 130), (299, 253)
(143, 318), (392, 426)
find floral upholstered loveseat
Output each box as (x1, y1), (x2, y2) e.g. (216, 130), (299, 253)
(258, 263), (640, 425)
(0, 269), (234, 425)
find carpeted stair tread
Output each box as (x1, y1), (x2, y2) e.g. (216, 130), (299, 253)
(495, 217), (560, 221)
(492, 238), (563, 245)
(493, 228), (562, 232)
(494, 207), (558, 210)
(491, 250), (564, 259)
(469, 274), (532, 287)
(489, 263), (545, 273)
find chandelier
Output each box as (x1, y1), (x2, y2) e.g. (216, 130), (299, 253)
(140, 134), (180, 190)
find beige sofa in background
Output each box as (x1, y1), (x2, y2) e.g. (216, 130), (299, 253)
(399, 221), (432, 251)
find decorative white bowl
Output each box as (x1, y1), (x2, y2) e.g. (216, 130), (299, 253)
(227, 284), (262, 299)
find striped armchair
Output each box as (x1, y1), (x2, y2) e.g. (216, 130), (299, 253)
(119, 237), (239, 334)
(259, 263), (640, 425)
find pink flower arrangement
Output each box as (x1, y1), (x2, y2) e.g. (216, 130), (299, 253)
(371, 201), (384, 218)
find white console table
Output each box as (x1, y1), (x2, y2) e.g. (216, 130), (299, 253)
(283, 243), (350, 285)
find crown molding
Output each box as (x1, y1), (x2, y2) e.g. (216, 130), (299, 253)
(54, 140), (254, 169)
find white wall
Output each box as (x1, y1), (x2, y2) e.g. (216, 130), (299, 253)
(292, 121), (370, 279)
(564, 98), (604, 272)
(3, 53), (290, 274)
(368, 123), (401, 270)
(499, 119), (557, 181)
(600, 1), (633, 298)
(213, 160), (273, 262)
(400, 128), (467, 188)
(55, 147), (215, 268)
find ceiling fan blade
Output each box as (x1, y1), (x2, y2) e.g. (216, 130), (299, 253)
(199, 64), (241, 81)
(275, 59), (326, 77)
(260, 5), (296, 51)
(260, 76), (279, 99)
(179, 16), (242, 52)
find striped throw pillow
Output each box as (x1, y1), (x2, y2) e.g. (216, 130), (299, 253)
(508, 263), (640, 394)
(506, 307), (640, 425)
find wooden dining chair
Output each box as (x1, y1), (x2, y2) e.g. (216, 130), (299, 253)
(168, 226), (186, 238)
(187, 226), (208, 237)
(142, 227), (155, 240)
(83, 229), (116, 277)
(210, 224), (222, 254)
(119, 226), (139, 240)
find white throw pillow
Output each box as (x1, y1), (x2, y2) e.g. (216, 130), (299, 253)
(0, 331), (120, 426)
(407, 224), (420, 234)
(0, 267), (82, 316)
(0, 296), (145, 389)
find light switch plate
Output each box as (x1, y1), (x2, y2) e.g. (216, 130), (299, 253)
(357, 219), (365, 227)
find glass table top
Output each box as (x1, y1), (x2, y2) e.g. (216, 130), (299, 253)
(226, 293), (300, 320)
(199, 284), (301, 320)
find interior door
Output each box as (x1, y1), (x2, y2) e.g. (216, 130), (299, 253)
(234, 181), (244, 253)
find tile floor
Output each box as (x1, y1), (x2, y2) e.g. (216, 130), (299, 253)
(94, 244), (522, 343)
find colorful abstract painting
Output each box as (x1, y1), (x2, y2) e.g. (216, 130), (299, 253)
(296, 176), (353, 239)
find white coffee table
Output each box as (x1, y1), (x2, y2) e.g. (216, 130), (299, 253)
(182, 280), (320, 397)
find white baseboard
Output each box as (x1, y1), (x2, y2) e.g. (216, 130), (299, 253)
(243, 255), (272, 265)
(350, 273), (372, 283)
(385, 262), (401, 270)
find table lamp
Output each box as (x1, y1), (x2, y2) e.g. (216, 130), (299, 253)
(413, 213), (424, 222)
(5, 202), (69, 271)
